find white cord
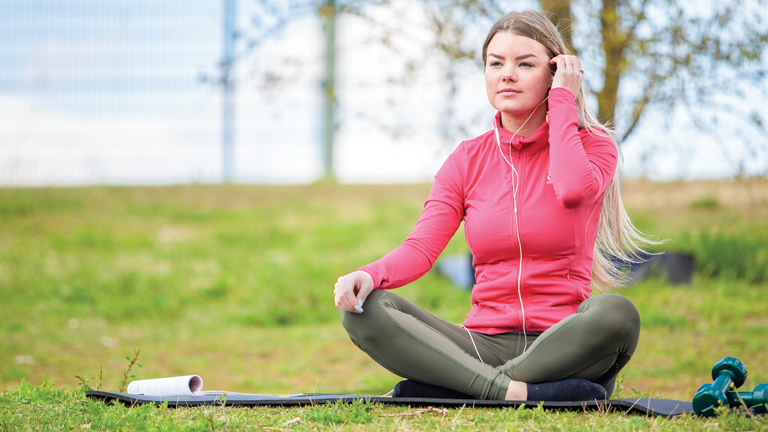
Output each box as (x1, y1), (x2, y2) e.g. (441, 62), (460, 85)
(493, 97), (548, 354)
(461, 325), (485, 364)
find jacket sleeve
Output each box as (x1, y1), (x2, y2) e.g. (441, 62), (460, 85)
(358, 145), (466, 289)
(547, 87), (618, 209)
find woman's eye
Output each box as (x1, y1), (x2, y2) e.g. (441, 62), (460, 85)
(519, 62), (533, 67)
(489, 61), (502, 67)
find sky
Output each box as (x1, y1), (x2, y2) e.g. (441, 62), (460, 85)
(0, 0), (766, 186)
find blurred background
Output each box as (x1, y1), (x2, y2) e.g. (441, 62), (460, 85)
(2, 0), (767, 186)
(2, 0), (768, 400)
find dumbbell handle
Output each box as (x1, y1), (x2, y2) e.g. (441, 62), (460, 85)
(711, 374), (736, 395)
(726, 383), (768, 413)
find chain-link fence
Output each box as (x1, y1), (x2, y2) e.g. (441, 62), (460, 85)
(0, 0), (329, 186)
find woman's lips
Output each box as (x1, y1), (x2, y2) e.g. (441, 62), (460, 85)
(498, 88), (521, 95)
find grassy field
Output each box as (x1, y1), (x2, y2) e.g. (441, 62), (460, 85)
(1, 180), (768, 430)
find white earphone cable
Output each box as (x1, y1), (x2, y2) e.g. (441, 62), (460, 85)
(493, 97), (548, 354)
(461, 325), (485, 364)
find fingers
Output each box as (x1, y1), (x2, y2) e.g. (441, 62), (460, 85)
(334, 271), (374, 313)
(334, 276), (357, 312)
(550, 55), (583, 97)
(341, 276), (362, 312)
(550, 55), (582, 74)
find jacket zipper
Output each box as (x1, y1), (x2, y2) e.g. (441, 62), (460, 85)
(514, 148), (526, 340)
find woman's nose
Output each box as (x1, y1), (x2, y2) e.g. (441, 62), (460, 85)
(502, 67), (516, 82)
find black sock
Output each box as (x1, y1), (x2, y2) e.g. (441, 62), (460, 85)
(526, 378), (607, 401)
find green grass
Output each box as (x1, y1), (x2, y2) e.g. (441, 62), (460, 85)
(2, 381), (767, 431)
(1, 181), (768, 430)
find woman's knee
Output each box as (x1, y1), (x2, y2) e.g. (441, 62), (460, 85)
(340, 289), (387, 343)
(580, 294), (641, 344)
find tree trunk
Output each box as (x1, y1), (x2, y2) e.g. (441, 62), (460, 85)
(540, 0), (576, 55)
(596, 0), (624, 126)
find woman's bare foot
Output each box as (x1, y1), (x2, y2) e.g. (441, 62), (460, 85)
(505, 380), (528, 400)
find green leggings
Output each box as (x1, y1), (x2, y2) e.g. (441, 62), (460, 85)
(341, 290), (640, 400)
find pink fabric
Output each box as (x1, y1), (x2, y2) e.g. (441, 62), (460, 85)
(359, 88), (618, 334)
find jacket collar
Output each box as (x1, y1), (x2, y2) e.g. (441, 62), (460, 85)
(493, 111), (549, 150)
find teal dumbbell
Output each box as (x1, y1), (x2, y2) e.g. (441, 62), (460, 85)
(693, 357), (748, 417)
(727, 383), (768, 414)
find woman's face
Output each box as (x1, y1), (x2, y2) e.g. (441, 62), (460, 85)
(485, 32), (553, 119)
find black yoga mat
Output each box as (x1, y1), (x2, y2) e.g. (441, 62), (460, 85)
(85, 391), (694, 417)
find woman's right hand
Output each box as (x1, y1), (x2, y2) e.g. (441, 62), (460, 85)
(334, 271), (374, 313)
(550, 55), (583, 97)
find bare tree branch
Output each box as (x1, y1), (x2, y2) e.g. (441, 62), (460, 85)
(243, 0), (768, 177)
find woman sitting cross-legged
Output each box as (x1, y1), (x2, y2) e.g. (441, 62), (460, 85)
(333, 9), (654, 402)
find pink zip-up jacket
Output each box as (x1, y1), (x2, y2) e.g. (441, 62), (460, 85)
(359, 88), (618, 334)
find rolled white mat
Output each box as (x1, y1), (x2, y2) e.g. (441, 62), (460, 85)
(126, 375), (203, 396)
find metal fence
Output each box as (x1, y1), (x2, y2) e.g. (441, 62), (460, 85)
(0, 0), (327, 186)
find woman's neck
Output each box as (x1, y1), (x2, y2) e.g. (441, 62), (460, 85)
(499, 104), (548, 138)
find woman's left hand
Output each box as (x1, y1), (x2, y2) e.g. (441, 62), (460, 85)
(334, 270), (374, 313)
(550, 55), (583, 97)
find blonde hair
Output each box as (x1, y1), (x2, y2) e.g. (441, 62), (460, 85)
(483, 10), (656, 290)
